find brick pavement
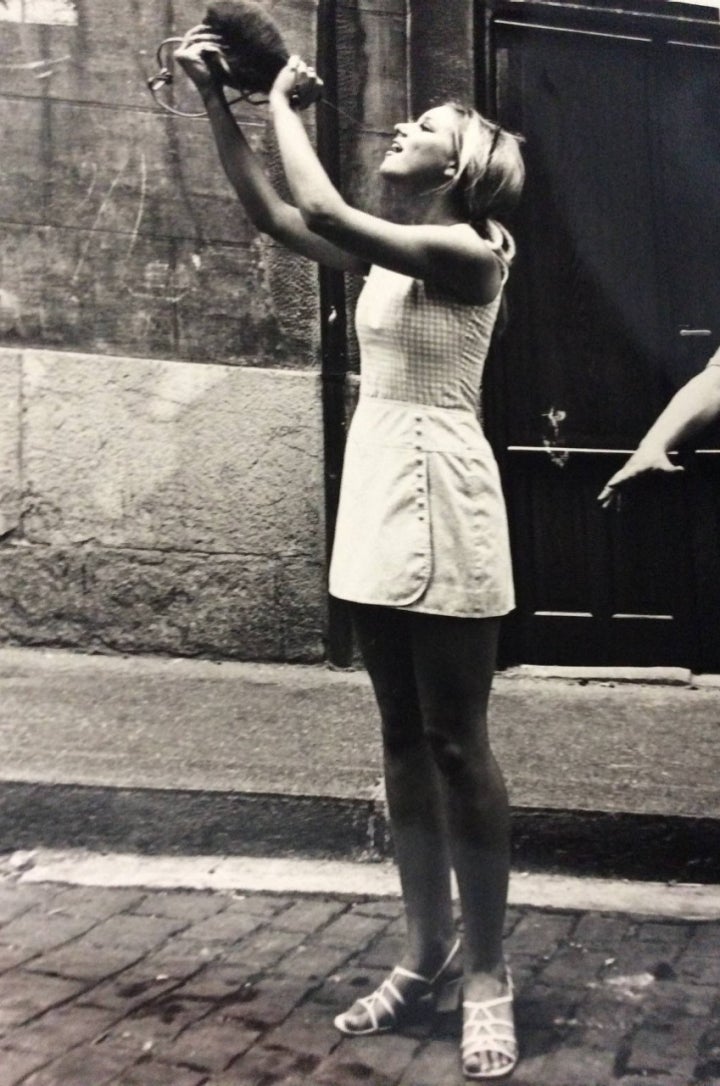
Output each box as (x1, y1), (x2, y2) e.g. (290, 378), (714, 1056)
(0, 866), (718, 1086)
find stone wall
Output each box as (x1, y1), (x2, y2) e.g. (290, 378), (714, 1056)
(0, 0), (320, 363)
(0, 0), (459, 661)
(0, 0), (331, 660)
(0, 347), (326, 659)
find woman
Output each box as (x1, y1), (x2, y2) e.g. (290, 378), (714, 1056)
(176, 24), (524, 1081)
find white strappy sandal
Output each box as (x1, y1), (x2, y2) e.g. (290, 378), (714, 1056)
(333, 938), (462, 1036)
(461, 974), (517, 1080)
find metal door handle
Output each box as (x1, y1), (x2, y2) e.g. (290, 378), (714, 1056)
(679, 328), (712, 337)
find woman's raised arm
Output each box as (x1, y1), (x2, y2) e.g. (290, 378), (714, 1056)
(268, 60), (502, 304)
(174, 28), (364, 273)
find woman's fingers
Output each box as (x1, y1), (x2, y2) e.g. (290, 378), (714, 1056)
(290, 60), (324, 108)
(173, 36), (226, 92)
(178, 35), (224, 52)
(175, 41), (222, 62)
(597, 471), (625, 506)
(270, 55), (323, 108)
(185, 23), (223, 39)
(597, 483), (618, 508)
(178, 26), (225, 51)
(597, 456), (684, 507)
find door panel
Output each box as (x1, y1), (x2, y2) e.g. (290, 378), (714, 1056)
(495, 24), (670, 447)
(654, 42), (720, 383)
(659, 41), (720, 669)
(505, 452), (693, 664)
(486, 5), (720, 668)
(691, 460), (720, 669)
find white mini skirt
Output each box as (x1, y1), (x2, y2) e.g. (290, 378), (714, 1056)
(329, 396), (515, 618)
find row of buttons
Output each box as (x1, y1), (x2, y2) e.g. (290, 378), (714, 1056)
(414, 415), (426, 521)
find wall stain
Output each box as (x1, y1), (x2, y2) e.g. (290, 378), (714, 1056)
(542, 406), (569, 468)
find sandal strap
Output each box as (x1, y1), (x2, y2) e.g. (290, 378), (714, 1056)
(462, 995), (517, 1063)
(463, 994), (513, 1012)
(463, 1033), (517, 1063)
(392, 938), (462, 987)
(392, 965), (429, 985)
(336, 941), (463, 1035)
(430, 937), (462, 984)
(359, 974), (406, 1025)
(356, 994), (380, 1032)
(463, 1040), (517, 1063)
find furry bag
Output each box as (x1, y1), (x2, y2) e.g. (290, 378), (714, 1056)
(203, 1), (290, 96)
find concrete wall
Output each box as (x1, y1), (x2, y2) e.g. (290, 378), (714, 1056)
(0, 0), (319, 362)
(0, 0), (418, 661)
(0, 0), (329, 660)
(0, 347), (326, 659)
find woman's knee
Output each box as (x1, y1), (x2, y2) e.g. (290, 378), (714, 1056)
(424, 725), (490, 784)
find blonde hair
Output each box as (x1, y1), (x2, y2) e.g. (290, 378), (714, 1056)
(444, 104), (525, 267)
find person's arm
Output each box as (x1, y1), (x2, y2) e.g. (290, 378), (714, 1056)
(598, 359), (720, 507)
(173, 29), (364, 273)
(268, 60), (502, 304)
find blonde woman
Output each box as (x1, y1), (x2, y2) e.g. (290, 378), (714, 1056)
(176, 26), (524, 1080)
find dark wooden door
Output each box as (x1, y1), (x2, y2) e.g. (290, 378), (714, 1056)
(483, 1), (720, 668)
(654, 37), (720, 670)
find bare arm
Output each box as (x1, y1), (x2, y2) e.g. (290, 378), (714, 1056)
(174, 30), (364, 273)
(268, 61), (501, 303)
(598, 361), (720, 507)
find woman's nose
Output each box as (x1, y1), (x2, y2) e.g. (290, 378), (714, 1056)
(394, 121), (409, 135)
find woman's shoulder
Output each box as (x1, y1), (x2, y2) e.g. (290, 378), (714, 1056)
(418, 224), (505, 307)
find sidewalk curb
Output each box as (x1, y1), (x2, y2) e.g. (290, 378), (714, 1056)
(3, 646), (720, 885)
(13, 848), (720, 920)
(504, 664), (696, 686)
(1, 779), (719, 883)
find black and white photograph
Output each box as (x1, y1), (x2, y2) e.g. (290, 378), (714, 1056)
(0, 1), (719, 1083)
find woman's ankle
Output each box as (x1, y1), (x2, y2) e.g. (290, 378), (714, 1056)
(401, 934), (459, 978)
(462, 962), (511, 1003)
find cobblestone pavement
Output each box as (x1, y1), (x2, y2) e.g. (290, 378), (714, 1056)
(0, 863), (718, 1086)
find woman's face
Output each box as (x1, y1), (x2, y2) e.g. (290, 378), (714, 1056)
(379, 104), (460, 189)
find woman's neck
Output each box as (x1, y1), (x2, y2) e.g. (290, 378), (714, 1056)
(416, 190), (463, 225)
(382, 185), (464, 227)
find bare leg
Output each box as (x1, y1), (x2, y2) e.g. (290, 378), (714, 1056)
(351, 603), (456, 975)
(411, 613), (515, 1076)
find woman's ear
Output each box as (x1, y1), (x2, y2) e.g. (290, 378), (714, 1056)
(444, 161), (458, 178)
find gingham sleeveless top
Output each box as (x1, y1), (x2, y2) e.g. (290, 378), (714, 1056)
(329, 226), (516, 617)
(356, 265), (504, 409)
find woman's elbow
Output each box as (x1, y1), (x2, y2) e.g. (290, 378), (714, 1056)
(301, 204), (343, 239)
(251, 205), (295, 243)
(248, 206), (280, 238)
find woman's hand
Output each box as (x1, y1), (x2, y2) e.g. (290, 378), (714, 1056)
(174, 24), (226, 95)
(270, 56), (324, 111)
(597, 446), (683, 508)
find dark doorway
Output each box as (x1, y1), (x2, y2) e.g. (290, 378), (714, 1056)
(482, 1), (720, 669)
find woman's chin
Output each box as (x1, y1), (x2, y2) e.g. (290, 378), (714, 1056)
(378, 157), (410, 182)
